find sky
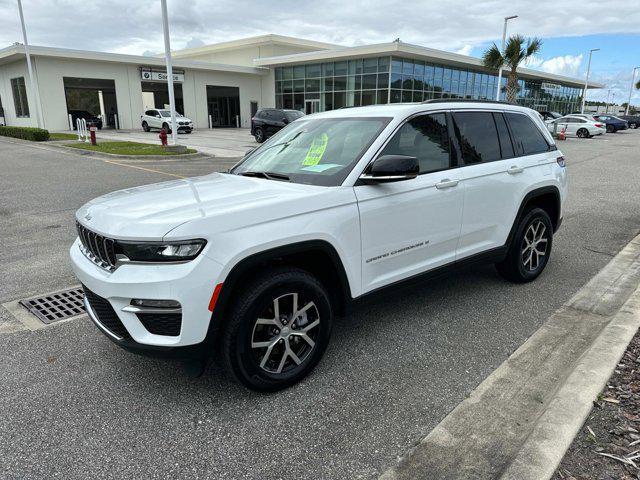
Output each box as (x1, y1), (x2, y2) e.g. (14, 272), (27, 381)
(1, 0), (639, 104)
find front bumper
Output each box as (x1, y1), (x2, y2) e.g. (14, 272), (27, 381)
(70, 239), (223, 350)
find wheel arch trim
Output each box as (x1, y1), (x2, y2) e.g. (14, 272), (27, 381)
(507, 185), (562, 247)
(204, 240), (353, 345)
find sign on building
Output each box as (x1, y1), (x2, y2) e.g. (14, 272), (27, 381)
(541, 82), (561, 92)
(140, 69), (184, 83)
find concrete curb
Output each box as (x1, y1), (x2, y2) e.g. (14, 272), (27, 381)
(50, 143), (208, 161)
(379, 234), (640, 480)
(499, 286), (640, 479)
(0, 135), (210, 161)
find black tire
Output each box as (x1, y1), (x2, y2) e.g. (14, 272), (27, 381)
(629, 122), (637, 129)
(162, 122), (172, 134)
(496, 207), (553, 283)
(254, 127), (265, 143)
(142, 121), (150, 132)
(606, 124), (615, 133)
(221, 267), (333, 392)
(576, 128), (589, 138)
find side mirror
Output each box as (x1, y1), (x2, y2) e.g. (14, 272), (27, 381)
(282, 117), (289, 124)
(359, 155), (419, 184)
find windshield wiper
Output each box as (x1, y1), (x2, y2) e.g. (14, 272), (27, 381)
(257, 130), (306, 153)
(239, 171), (290, 181)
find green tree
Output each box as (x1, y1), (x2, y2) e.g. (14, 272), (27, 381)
(482, 35), (542, 103)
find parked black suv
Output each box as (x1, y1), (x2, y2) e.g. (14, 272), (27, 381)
(251, 108), (304, 142)
(619, 115), (640, 129)
(69, 110), (103, 129)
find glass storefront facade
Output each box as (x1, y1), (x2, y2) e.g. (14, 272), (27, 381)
(275, 56), (583, 115)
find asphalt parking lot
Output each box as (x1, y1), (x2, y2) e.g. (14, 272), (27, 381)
(1, 130), (640, 479)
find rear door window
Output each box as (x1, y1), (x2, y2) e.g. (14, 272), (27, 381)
(505, 112), (550, 156)
(451, 111), (501, 164)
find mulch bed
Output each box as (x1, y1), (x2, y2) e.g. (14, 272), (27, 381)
(555, 328), (640, 479)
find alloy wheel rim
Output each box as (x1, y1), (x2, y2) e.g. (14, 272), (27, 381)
(250, 292), (320, 374)
(521, 220), (548, 272)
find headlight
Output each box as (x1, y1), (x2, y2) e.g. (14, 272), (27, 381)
(116, 239), (206, 262)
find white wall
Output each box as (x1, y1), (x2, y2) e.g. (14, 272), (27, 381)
(176, 43), (323, 66)
(0, 55), (274, 131)
(0, 59), (38, 128)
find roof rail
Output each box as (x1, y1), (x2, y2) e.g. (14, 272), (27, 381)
(421, 98), (514, 106)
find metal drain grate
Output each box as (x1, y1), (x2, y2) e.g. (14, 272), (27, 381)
(19, 287), (85, 324)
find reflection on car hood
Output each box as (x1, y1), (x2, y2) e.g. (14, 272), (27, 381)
(75, 173), (336, 240)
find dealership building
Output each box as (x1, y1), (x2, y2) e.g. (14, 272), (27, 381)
(0, 34), (604, 131)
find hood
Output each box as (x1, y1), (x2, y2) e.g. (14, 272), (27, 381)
(75, 173), (337, 240)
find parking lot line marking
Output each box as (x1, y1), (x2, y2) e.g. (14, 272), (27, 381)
(102, 159), (186, 179)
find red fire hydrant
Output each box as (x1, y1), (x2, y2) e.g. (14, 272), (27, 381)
(89, 126), (97, 146)
(159, 128), (168, 147)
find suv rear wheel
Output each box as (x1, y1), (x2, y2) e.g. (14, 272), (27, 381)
(142, 121), (150, 132)
(496, 207), (553, 283)
(221, 267), (333, 391)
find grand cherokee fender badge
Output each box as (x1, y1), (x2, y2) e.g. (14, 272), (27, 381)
(366, 241), (429, 264)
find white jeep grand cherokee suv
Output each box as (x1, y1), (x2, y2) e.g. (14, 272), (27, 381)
(71, 100), (567, 391)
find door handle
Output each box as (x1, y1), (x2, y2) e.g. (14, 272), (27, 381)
(507, 166), (524, 174)
(435, 179), (459, 189)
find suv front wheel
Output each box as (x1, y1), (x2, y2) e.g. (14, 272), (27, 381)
(221, 267), (333, 391)
(496, 207), (553, 283)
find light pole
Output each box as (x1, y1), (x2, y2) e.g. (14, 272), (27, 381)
(16, 0), (43, 128)
(580, 48), (599, 114)
(625, 66), (639, 115)
(495, 15), (518, 101)
(604, 89), (611, 114)
(160, 0), (178, 146)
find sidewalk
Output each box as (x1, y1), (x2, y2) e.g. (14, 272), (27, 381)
(380, 234), (640, 480)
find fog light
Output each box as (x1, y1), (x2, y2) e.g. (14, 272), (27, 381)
(131, 299), (181, 308)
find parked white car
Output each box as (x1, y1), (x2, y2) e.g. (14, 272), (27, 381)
(141, 109), (193, 133)
(72, 101), (567, 391)
(545, 115), (605, 138)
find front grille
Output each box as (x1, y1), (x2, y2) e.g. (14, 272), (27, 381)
(83, 286), (131, 340)
(76, 221), (117, 270)
(137, 312), (182, 336)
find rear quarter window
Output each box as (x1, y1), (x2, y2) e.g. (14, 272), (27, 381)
(505, 112), (550, 156)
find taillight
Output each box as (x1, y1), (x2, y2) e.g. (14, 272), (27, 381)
(556, 156), (566, 167)
(595, 123), (604, 128)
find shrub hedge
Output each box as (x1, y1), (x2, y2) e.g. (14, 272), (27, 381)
(0, 126), (50, 141)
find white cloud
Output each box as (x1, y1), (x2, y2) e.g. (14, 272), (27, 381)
(0, 0), (638, 104)
(455, 44), (473, 56)
(526, 54), (583, 77)
(1, 0), (639, 55)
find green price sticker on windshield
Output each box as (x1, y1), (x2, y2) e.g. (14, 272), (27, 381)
(302, 133), (328, 166)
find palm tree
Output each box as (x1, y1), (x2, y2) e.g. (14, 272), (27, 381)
(482, 35), (542, 103)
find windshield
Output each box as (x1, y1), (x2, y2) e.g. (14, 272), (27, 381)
(231, 117), (391, 186)
(159, 110), (183, 117)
